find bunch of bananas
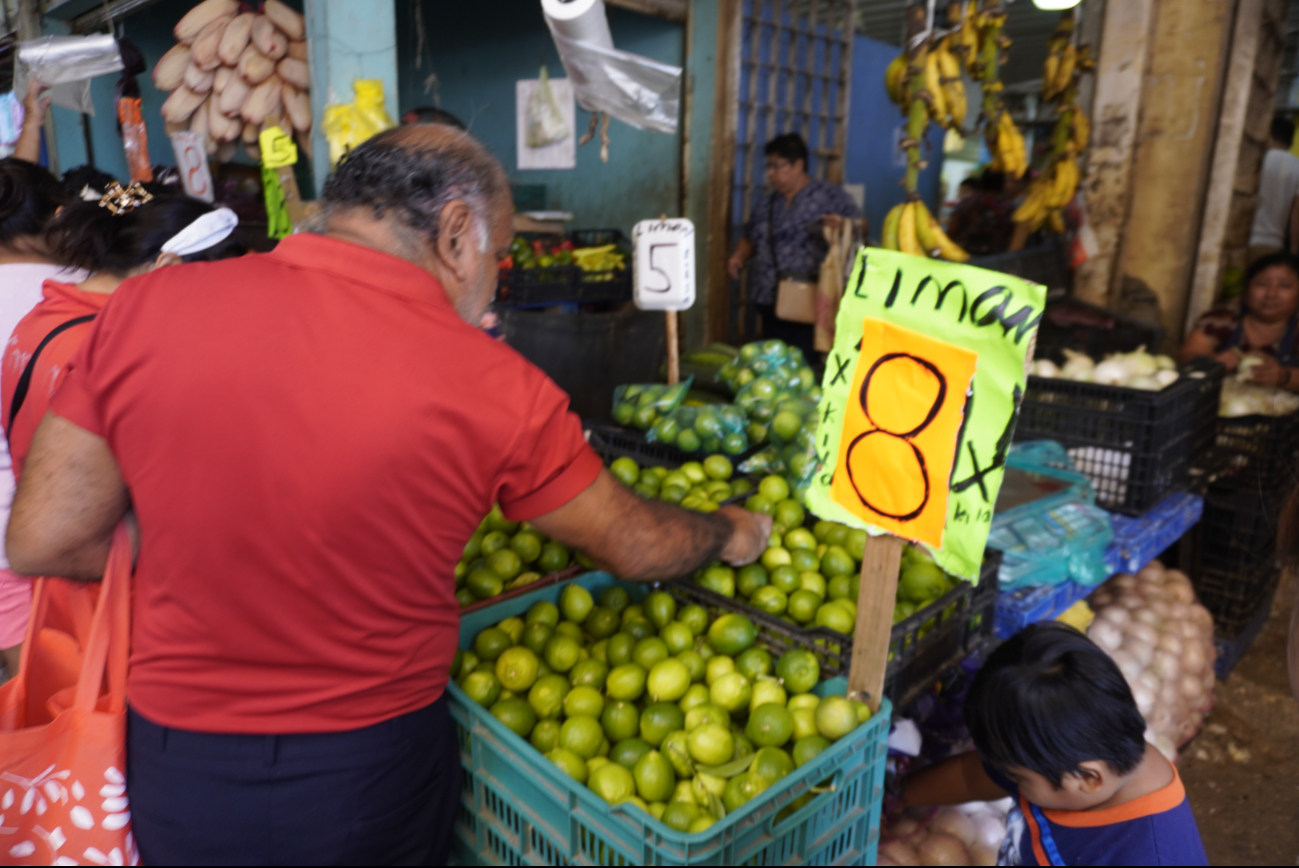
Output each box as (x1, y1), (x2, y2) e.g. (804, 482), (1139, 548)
(1043, 41), (1077, 102)
(954, 1), (981, 75)
(880, 199), (970, 263)
(987, 109), (1027, 179)
(884, 39), (967, 131)
(1012, 152), (1078, 233)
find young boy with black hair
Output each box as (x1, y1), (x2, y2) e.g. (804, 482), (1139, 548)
(902, 622), (1207, 865)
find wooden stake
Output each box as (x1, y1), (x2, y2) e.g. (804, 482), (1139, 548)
(848, 533), (904, 713)
(666, 310), (680, 385)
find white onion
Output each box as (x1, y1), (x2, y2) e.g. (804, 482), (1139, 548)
(1158, 681), (1180, 712)
(1100, 605), (1132, 630)
(970, 813), (1005, 850)
(1125, 637), (1155, 667)
(1132, 684), (1155, 716)
(971, 843), (999, 867)
(879, 840), (921, 866)
(918, 833), (971, 867)
(1182, 643), (1206, 675)
(1167, 582), (1195, 605)
(1155, 369), (1180, 387)
(1179, 673), (1202, 701)
(1089, 619), (1124, 652)
(1113, 573), (1138, 591)
(1120, 595), (1146, 612)
(1149, 707), (1173, 734)
(889, 817), (922, 839)
(1156, 633), (1183, 656)
(1121, 350), (1159, 377)
(1148, 600), (1172, 620)
(1032, 359), (1060, 378)
(1155, 355), (1177, 371)
(1111, 649), (1142, 681)
(1134, 608), (1164, 629)
(1138, 670), (1161, 693)
(930, 808), (979, 849)
(1137, 563), (1165, 582)
(1165, 569), (1190, 586)
(1091, 590), (1114, 609)
(1127, 375), (1161, 390)
(1128, 622), (1160, 647)
(1189, 606), (1213, 630)
(1167, 602), (1190, 621)
(1151, 650), (1180, 682)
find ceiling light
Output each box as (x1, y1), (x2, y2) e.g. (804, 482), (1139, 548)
(1032, 0), (1082, 9)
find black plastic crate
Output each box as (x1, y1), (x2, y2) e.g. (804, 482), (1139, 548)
(1195, 481), (1286, 568)
(969, 239), (1071, 293)
(1012, 358), (1224, 514)
(1213, 409), (1299, 491)
(1032, 296), (1165, 362)
(497, 228), (632, 308)
(1192, 555), (1278, 639)
(1213, 582), (1277, 680)
(678, 549), (1001, 707)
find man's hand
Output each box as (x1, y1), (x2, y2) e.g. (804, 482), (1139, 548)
(718, 506), (772, 566)
(727, 251), (746, 281)
(23, 78), (50, 122)
(822, 213), (845, 231)
(1245, 353), (1291, 387)
(14, 79), (50, 164)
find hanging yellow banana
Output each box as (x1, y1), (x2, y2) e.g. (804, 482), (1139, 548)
(898, 203), (923, 256)
(916, 200), (970, 262)
(924, 51), (948, 123)
(881, 203), (904, 250)
(885, 54), (909, 107)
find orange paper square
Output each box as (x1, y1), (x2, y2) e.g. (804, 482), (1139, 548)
(830, 318), (978, 548)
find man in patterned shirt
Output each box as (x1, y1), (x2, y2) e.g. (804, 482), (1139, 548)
(728, 133), (863, 355)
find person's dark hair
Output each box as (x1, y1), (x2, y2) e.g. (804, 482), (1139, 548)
(979, 169), (1006, 193)
(1245, 251), (1299, 288)
(59, 165), (119, 200)
(45, 185), (228, 274)
(965, 622), (1147, 787)
(959, 177), (977, 188)
(401, 106), (467, 130)
(1272, 115), (1295, 148)
(765, 133), (809, 170)
(321, 126), (507, 250)
(0, 158), (70, 249)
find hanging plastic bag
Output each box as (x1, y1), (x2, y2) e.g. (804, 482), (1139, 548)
(322, 79), (396, 167)
(15, 35), (123, 116)
(611, 379), (692, 430)
(527, 66), (569, 148)
(117, 97), (152, 183)
(645, 403), (748, 455)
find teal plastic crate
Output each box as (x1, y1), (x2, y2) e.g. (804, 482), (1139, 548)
(450, 571), (890, 866)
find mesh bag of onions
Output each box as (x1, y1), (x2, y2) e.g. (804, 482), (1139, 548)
(1086, 562), (1216, 761)
(879, 801), (1011, 866)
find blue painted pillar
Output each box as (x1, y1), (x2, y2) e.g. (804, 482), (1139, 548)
(304, 0), (399, 196)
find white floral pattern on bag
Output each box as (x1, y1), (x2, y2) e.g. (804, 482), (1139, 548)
(0, 766), (137, 865)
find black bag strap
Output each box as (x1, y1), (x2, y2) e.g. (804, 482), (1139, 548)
(7, 314), (97, 434)
(766, 192), (782, 276)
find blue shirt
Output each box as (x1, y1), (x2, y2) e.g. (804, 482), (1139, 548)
(988, 764), (1207, 866)
(742, 178), (861, 304)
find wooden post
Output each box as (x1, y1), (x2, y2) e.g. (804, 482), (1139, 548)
(666, 310), (680, 385)
(848, 534), (905, 713)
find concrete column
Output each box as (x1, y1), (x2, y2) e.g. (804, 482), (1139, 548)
(304, 0), (399, 196)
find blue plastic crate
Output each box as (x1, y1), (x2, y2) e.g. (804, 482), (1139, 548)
(450, 572), (890, 866)
(1213, 582), (1277, 680)
(994, 580), (1093, 639)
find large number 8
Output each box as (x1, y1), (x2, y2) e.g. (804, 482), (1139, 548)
(843, 352), (947, 522)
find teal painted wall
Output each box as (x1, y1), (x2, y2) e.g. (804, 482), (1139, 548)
(394, 1), (684, 236)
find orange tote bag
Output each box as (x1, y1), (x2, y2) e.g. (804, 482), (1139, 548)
(0, 524), (137, 866)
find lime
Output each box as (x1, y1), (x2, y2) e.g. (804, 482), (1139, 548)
(606, 633), (635, 666)
(899, 562), (951, 604)
(660, 622), (694, 655)
(845, 529), (867, 561)
(640, 702), (686, 747)
(678, 683), (711, 713)
(491, 698), (537, 737)
(792, 734), (832, 767)
(722, 771), (770, 813)
(554, 620), (583, 643)
(644, 591), (677, 629)
(760, 546), (792, 571)
(678, 605), (709, 636)
(589, 639), (609, 665)
(607, 664), (647, 701)
(751, 586), (788, 615)
(703, 454), (733, 481)
(824, 524), (849, 547)
(523, 622), (554, 655)
(560, 584), (594, 623)
(648, 659), (692, 703)
(599, 586), (631, 614)
(589, 762), (637, 804)
(698, 565), (736, 598)
(721, 433), (746, 455)
(750, 679), (787, 711)
(679, 461), (707, 485)
(539, 542), (571, 573)
(467, 568), (504, 600)
(559, 716), (604, 760)
(684, 703), (730, 731)
(610, 457), (640, 486)
(527, 600), (560, 628)
(774, 499), (806, 532)
(828, 575), (852, 601)
(705, 655), (735, 686)
(812, 520), (835, 542)
(474, 627), (512, 661)
(632, 750), (677, 803)
(771, 410), (803, 444)
(581, 606), (618, 641)
(753, 746), (795, 783)
(733, 730), (756, 760)
(648, 802), (667, 820)
(821, 546), (855, 578)
(735, 647), (773, 681)
(687, 724), (734, 766)
(544, 635), (581, 673)
(814, 695), (859, 740)
(569, 658), (609, 691)
(776, 649), (820, 695)
(623, 619), (655, 642)
(473, 660), (497, 676)
(710, 671), (752, 714)
(633, 405), (658, 429)
(528, 674), (571, 720)
(770, 565), (800, 594)
(510, 532), (543, 565)
(676, 650), (705, 683)
(530, 719), (561, 752)
(547, 748), (588, 784)
(790, 548), (820, 573)
(564, 686), (606, 719)
(790, 709), (818, 744)
(462, 671), (501, 708)
(601, 700), (641, 742)
(457, 650), (480, 678)
(688, 816), (716, 833)
(708, 614), (757, 655)
(784, 527), (817, 552)
(787, 590), (822, 623)
(495, 646), (540, 692)
(661, 800), (701, 832)
(816, 601), (855, 635)
(480, 531), (509, 556)
(661, 731), (694, 778)
(746, 703), (795, 748)
(798, 572), (827, 598)
(496, 617), (525, 645)
(651, 417), (680, 445)
(758, 475), (790, 502)
(613, 402), (635, 425)
(462, 532), (484, 561)
(731, 567), (766, 601)
(485, 505), (519, 534)
(634, 480), (660, 499)
(611, 737), (653, 770)
(676, 430), (701, 452)
(633, 637), (670, 671)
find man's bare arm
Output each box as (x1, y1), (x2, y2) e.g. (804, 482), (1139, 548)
(8, 412), (131, 580)
(529, 469), (771, 582)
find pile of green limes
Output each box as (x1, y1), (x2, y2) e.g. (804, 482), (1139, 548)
(695, 508), (961, 635)
(608, 454), (752, 513)
(612, 382), (692, 431)
(454, 583), (871, 832)
(455, 505), (578, 607)
(647, 404), (749, 455)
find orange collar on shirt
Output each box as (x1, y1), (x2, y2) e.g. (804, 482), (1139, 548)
(1043, 759), (1186, 828)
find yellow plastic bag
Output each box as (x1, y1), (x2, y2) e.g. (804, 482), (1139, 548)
(322, 79), (395, 167)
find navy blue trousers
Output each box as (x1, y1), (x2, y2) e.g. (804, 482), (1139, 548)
(126, 694), (461, 866)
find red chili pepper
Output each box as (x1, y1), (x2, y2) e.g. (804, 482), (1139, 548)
(498, 256), (513, 269)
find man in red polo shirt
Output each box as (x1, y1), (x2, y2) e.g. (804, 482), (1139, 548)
(7, 126), (771, 865)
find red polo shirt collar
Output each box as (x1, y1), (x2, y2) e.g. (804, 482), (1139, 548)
(269, 233), (453, 311)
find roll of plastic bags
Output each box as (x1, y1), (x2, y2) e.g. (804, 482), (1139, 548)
(15, 35), (124, 115)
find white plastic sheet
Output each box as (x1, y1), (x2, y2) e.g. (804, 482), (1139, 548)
(15, 35), (123, 116)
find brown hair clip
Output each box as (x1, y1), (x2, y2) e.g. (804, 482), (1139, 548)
(98, 181), (154, 215)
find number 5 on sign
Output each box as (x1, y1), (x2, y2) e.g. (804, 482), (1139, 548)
(632, 218), (695, 311)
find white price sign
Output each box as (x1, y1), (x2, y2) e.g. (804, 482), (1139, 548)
(632, 218), (696, 312)
(170, 131), (214, 204)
